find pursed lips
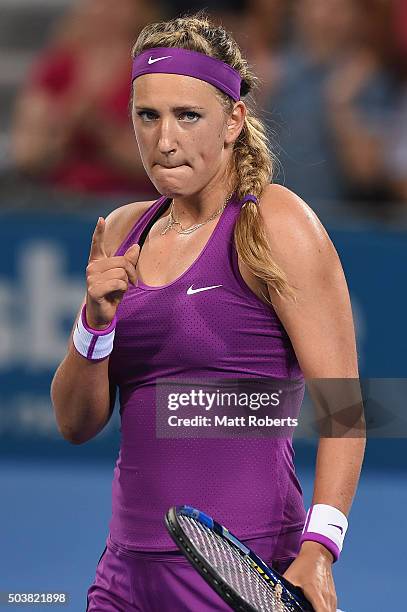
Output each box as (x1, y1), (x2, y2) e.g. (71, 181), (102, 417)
(155, 163), (187, 169)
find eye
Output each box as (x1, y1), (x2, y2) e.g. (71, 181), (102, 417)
(136, 110), (157, 122)
(179, 111), (200, 122)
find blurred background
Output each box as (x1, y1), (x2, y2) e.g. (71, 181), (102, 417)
(0, 0), (406, 610)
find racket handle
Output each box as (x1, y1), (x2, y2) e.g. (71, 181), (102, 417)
(290, 584), (315, 611)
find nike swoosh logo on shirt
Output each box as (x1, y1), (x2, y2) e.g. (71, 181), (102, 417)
(148, 55), (172, 64)
(187, 284), (223, 295)
(328, 524), (344, 534)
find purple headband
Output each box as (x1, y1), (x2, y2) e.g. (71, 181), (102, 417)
(131, 47), (242, 102)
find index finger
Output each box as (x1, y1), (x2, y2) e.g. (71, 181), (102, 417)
(88, 217), (107, 262)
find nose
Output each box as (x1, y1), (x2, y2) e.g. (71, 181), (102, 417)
(157, 115), (177, 156)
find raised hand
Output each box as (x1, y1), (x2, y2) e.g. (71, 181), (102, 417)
(85, 217), (140, 329)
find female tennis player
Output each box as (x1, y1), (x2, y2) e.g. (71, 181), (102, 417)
(51, 12), (365, 612)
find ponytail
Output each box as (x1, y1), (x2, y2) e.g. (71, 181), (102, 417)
(232, 112), (297, 302)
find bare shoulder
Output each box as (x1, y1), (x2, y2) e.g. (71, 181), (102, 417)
(103, 198), (158, 257)
(256, 187), (357, 379)
(258, 183), (338, 265)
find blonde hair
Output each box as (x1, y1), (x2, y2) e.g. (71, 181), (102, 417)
(131, 11), (296, 302)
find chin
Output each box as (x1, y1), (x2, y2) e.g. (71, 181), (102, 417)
(150, 166), (197, 196)
(152, 181), (196, 199)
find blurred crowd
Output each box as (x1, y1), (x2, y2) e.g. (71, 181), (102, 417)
(8, 0), (407, 217)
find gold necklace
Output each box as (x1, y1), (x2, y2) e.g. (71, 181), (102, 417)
(160, 192), (234, 236)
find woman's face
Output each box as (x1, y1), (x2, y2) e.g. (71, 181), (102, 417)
(131, 73), (244, 198)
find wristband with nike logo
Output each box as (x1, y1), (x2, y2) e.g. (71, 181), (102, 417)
(300, 503), (348, 562)
(72, 304), (117, 361)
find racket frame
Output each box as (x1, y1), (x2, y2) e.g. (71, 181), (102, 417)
(165, 505), (314, 612)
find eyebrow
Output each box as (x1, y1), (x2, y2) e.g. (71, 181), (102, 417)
(134, 105), (205, 113)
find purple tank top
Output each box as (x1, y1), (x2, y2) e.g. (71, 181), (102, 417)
(108, 194), (306, 550)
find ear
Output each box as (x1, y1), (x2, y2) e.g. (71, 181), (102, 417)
(224, 101), (246, 145)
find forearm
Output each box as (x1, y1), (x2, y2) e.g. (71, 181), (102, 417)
(299, 434), (366, 562)
(311, 435), (366, 515)
(299, 375), (366, 561)
(50, 341), (112, 445)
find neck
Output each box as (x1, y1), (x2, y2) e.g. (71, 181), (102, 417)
(170, 188), (233, 225)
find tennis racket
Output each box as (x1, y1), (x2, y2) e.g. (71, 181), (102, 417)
(165, 505), (315, 612)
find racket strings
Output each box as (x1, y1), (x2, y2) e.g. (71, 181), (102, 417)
(180, 516), (297, 612)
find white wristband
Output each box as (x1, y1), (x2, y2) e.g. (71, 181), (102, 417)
(300, 504), (348, 562)
(72, 304), (117, 361)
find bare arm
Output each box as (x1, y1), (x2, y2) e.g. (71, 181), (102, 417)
(260, 184), (366, 609)
(50, 200), (151, 444)
(262, 185), (366, 523)
(51, 313), (114, 444)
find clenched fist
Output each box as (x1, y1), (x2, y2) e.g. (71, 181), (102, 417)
(85, 217), (140, 329)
